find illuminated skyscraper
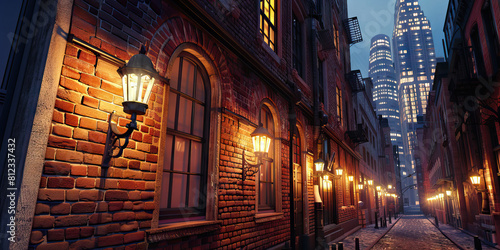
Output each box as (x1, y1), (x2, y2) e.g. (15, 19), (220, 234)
(369, 34), (404, 160)
(393, 0), (436, 206)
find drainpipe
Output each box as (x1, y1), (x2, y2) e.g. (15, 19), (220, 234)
(289, 102), (297, 250)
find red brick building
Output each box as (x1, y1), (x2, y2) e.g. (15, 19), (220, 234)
(0, 0), (371, 249)
(418, 0), (500, 245)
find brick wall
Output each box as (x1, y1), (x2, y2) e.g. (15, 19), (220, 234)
(27, 0), (359, 248)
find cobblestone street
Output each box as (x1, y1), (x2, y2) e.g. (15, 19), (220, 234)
(371, 213), (459, 249)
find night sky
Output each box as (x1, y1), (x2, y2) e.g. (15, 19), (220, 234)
(348, 0), (450, 77)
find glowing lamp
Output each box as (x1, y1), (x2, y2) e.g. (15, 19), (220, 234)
(388, 185), (392, 189)
(469, 169), (481, 186)
(314, 158), (326, 175)
(358, 184), (364, 190)
(348, 175), (354, 182)
(251, 125), (272, 154)
(376, 186), (381, 191)
(377, 191), (382, 196)
(368, 180), (373, 186)
(439, 193), (444, 198)
(117, 46), (159, 115)
(335, 166), (343, 176)
(446, 190), (452, 196)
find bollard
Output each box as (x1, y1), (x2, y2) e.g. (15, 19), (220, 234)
(338, 242), (343, 250)
(375, 212), (379, 229)
(355, 238), (360, 250)
(389, 212), (392, 224)
(434, 216), (439, 227)
(380, 217), (384, 228)
(474, 236), (482, 250)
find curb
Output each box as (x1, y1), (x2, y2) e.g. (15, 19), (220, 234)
(425, 216), (500, 250)
(365, 215), (402, 249)
(425, 216), (465, 250)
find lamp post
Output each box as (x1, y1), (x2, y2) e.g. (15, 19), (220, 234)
(102, 46), (160, 168)
(469, 168), (490, 214)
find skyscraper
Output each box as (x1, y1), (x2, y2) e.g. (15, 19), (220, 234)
(370, 34), (403, 153)
(393, 0), (436, 206)
(369, 34), (405, 198)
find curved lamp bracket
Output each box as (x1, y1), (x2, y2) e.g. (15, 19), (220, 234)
(101, 111), (137, 168)
(242, 150), (273, 181)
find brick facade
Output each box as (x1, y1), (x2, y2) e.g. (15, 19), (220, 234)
(24, 0), (363, 249)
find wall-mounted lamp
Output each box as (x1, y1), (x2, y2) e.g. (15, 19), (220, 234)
(388, 185), (392, 189)
(368, 180), (373, 186)
(314, 158), (326, 176)
(335, 166), (343, 176)
(469, 167), (490, 214)
(377, 191), (382, 197)
(102, 46), (160, 168)
(348, 175), (354, 182)
(446, 190), (452, 196)
(242, 124), (273, 181)
(358, 184), (364, 190)
(376, 186), (381, 191)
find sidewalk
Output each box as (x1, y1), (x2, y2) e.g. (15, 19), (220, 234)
(327, 215), (401, 249)
(426, 216), (500, 250)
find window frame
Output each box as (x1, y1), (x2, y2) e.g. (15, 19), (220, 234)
(255, 101), (283, 215)
(153, 44), (222, 231)
(159, 53), (211, 223)
(260, 0), (278, 52)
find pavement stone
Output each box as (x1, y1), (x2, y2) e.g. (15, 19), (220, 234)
(372, 214), (458, 249)
(426, 217), (498, 250)
(328, 215), (401, 250)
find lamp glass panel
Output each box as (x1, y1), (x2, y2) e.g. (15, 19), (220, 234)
(128, 73), (139, 101)
(141, 75), (154, 104)
(348, 176), (353, 182)
(252, 136), (259, 152)
(336, 168), (343, 176)
(446, 190), (452, 196)
(315, 161), (324, 172)
(122, 75), (128, 102)
(376, 186), (381, 191)
(470, 175), (481, 185)
(358, 184), (363, 190)
(265, 136), (271, 153)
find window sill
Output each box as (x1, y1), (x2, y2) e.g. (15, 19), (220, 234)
(261, 40), (281, 64)
(146, 220), (221, 242)
(255, 212), (283, 223)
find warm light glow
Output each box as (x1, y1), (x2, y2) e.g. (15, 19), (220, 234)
(392, 194), (397, 198)
(376, 186), (381, 191)
(335, 167), (343, 176)
(439, 193), (444, 198)
(251, 126), (272, 154)
(388, 185), (392, 189)
(470, 175), (481, 186)
(446, 190), (452, 196)
(324, 175), (329, 180)
(348, 176), (354, 182)
(377, 191), (382, 196)
(314, 158), (325, 173)
(358, 184), (364, 190)
(368, 180), (373, 186)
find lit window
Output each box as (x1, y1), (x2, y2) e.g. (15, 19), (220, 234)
(260, 0), (277, 51)
(259, 105), (276, 211)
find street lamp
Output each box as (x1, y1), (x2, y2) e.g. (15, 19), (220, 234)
(314, 158), (326, 176)
(469, 168), (490, 214)
(358, 184), (364, 190)
(242, 125), (273, 180)
(368, 180), (373, 186)
(102, 46), (160, 168)
(388, 185), (392, 189)
(446, 190), (452, 196)
(348, 175), (354, 182)
(335, 166), (343, 176)
(376, 186), (381, 191)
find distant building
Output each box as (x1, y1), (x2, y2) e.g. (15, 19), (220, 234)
(392, 0), (437, 206)
(369, 34), (404, 201)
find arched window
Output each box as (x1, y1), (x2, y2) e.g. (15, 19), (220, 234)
(292, 126), (303, 235)
(160, 54), (210, 222)
(259, 105), (275, 211)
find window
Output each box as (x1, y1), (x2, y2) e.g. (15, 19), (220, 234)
(260, 0), (277, 51)
(471, 25), (486, 77)
(336, 86), (342, 126)
(259, 105), (276, 211)
(292, 127), (303, 235)
(482, 5), (499, 70)
(161, 54), (210, 222)
(333, 23), (339, 55)
(292, 14), (303, 77)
